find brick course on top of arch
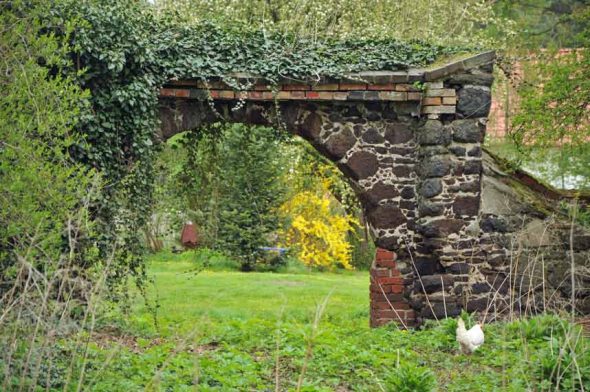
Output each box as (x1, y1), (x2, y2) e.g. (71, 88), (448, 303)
(158, 51), (498, 327)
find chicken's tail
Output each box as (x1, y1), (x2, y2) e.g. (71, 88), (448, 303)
(457, 317), (465, 328)
(456, 317), (466, 332)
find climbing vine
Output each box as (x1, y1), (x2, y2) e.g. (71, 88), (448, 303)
(47, 0), (466, 291)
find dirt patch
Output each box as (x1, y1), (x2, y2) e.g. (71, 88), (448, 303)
(91, 327), (221, 355)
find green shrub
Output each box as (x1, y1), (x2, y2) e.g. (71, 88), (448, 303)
(384, 363), (437, 392)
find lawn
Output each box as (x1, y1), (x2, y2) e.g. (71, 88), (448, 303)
(42, 253), (590, 391)
(127, 255), (369, 337)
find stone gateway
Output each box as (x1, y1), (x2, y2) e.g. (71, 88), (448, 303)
(158, 51), (590, 327)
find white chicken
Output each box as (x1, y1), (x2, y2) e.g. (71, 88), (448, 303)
(456, 318), (485, 354)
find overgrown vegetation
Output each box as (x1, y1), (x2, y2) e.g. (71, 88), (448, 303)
(7, 257), (586, 391)
(2, 0), (590, 390)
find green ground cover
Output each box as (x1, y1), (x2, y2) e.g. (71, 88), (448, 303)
(8, 252), (587, 391)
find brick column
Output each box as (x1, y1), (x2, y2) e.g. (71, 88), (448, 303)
(370, 248), (415, 327)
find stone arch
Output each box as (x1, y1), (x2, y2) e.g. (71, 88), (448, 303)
(158, 51), (496, 327)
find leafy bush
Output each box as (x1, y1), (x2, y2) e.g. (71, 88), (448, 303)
(0, 0), (96, 277)
(383, 364), (437, 392)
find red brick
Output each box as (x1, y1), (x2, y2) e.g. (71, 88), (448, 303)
(372, 302), (392, 310)
(317, 92), (335, 100)
(289, 91), (305, 99)
(391, 285), (404, 294)
(376, 248), (396, 261)
(368, 83), (397, 91)
(370, 292), (405, 302)
(282, 84), (310, 91)
(236, 91), (248, 100)
(375, 260), (396, 268)
(389, 302), (411, 310)
(248, 91), (263, 99)
(339, 83), (367, 90)
(374, 310), (404, 319)
(377, 277), (403, 285)
(402, 310), (416, 320)
(370, 269), (391, 278)
(217, 90), (235, 99)
(407, 92), (422, 100)
(159, 88), (176, 97)
(175, 89), (190, 98)
(305, 91), (320, 99)
(262, 91), (274, 100)
(370, 284), (390, 293)
(370, 318), (392, 327)
(423, 97), (442, 106)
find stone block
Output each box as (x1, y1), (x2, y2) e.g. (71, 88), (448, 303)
(446, 72), (494, 87)
(361, 128), (385, 144)
(362, 182), (400, 206)
(416, 218), (466, 238)
(384, 123), (414, 144)
(419, 156), (451, 178)
(464, 160), (482, 175)
(418, 201), (445, 217)
(344, 151), (379, 179)
(448, 263), (470, 274)
(453, 196), (480, 217)
(420, 302), (461, 318)
(451, 119), (483, 143)
(425, 88), (456, 97)
(457, 86), (491, 117)
(422, 105), (456, 114)
(479, 215), (508, 233)
(400, 186), (416, 199)
(412, 257), (444, 276)
(418, 120), (450, 146)
(378, 91), (407, 101)
(449, 145), (466, 156)
(418, 274), (454, 294)
(466, 298), (488, 312)
(420, 178), (443, 198)
(368, 204), (407, 229)
(299, 112), (323, 142)
(324, 128), (357, 160)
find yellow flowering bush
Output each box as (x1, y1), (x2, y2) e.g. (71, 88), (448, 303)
(279, 180), (358, 270)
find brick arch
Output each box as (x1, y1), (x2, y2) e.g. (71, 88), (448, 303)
(158, 51), (496, 327)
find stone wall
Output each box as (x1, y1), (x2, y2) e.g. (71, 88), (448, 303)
(159, 51), (587, 327)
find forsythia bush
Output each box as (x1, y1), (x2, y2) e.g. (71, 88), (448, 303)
(280, 181), (357, 270)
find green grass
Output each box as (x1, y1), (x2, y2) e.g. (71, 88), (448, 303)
(16, 252), (588, 391)
(127, 256), (369, 337)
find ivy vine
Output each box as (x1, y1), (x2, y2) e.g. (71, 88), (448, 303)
(49, 0), (466, 294)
